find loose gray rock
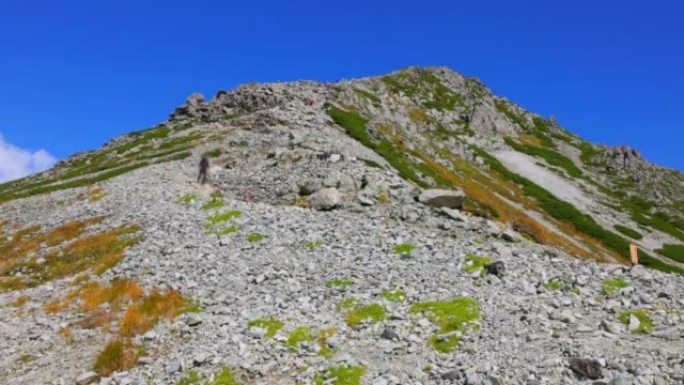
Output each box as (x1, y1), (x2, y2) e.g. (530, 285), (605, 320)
(310, 188), (342, 210)
(75, 371), (98, 385)
(418, 188), (465, 208)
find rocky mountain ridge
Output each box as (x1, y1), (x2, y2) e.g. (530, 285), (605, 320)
(0, 66), (682, 385)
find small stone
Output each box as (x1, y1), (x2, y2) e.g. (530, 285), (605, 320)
(550, 310), (575, 323)
(380, 327), (399, 341)
(484, 261), (505, 278)
(628, 315), (640, 332)
(610, 375), (633, 385)
(76, 371), (99, 385)
(441, 370), (461, 381)
(501, 229), (518, 242)
(186, 315), (202, 326)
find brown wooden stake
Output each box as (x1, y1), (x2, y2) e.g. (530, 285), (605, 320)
(630, 244), (639, 265)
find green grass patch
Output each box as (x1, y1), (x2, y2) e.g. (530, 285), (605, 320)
(613, 225), (643, 240)
(247, 318), (284, 338)
(305, 240), (323, 250)
(463, 253), (492, 275)
(336, 297), (360, 311)
(393, 243), (415, 256)
(577, 141), (602, 165)
(543, 280), (564, 291)
(178, 370), (202, 385)
(246, 233), (265, 242)
(210, 367), (240, 385)
(207, 210), (242, 226)
(115, 126), (171, 154)
(201, 199), (225, 210)
(285, 326), (314, 349)
(656, 243), (684, 263)
(380, 289), (406, 302)
(618, 310), (653, 334)
(328, 107), (374, 148)
(177, 193), (197, 204)
(326, 277), (352, 290)
(177, 298), (202, 315)
(317, 327), (336, 358)
(360, 158), (384, 169)
(314, 365), (365, 385)
(217, 226), (239, 236)
(327, 107), (427, 188)
(409, 297), (480, 353)
(345, 303), (387, 327)
(203, 148), (224, 158)
(602, 277), (629, 295)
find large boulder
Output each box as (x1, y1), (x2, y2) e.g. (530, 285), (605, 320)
(310, 188), (342, 211)
(418, 189), (465, 208)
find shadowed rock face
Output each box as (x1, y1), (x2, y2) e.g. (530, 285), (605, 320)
(601, 145), (648, 171)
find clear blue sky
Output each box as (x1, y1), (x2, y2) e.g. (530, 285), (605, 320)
(1, 0), (682, 172)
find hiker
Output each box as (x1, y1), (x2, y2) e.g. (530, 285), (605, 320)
(198, 156), (209, 184)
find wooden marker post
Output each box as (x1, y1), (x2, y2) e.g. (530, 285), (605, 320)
(630, 244), (639, 265)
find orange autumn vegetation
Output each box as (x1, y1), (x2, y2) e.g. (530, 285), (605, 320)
(1, 223), (141, 292)
(119, 289), (186, 336)
(93, 339), (139, 376)
(79, 279), (144, 312)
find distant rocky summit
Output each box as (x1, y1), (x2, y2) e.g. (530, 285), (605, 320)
(0, 67), (682, 384)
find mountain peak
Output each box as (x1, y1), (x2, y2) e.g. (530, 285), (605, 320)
(1, 66), (683, 385)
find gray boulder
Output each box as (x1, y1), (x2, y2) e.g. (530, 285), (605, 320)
(311, 188), (342, 211)
(418, 188), (465, 208)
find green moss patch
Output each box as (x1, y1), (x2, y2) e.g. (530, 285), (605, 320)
(618, 310), (653, 334)
(207, 210), (242, 227)
(326, 277), (352, 290)
(247, 318), (284, 338)
(602, 277), (629, 295)
(313, 365), (365, 385)
(217, 226), (239, 236)
(285, 326), (314, 349)
(246, 233), (265, 242)
(463, 253), (492, 275)
(543, 280), (564, 291)
(305, 240), (323, 250)
(409, 297), (481, 352)
(336, 297), (360, 311)
(380, 289), (407, 302)
(201, 199), (225, 210)
(177, 193), (197, 204)
(344, 303), (387, 327)
(393, 243), (415, 256)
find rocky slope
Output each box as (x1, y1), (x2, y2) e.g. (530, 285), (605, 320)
(0, 67), (682, 385)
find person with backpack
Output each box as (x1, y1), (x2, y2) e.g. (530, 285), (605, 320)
(198, 156), (209, 184)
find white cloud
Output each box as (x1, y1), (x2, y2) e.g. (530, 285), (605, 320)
(0, 133), (57, 183)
